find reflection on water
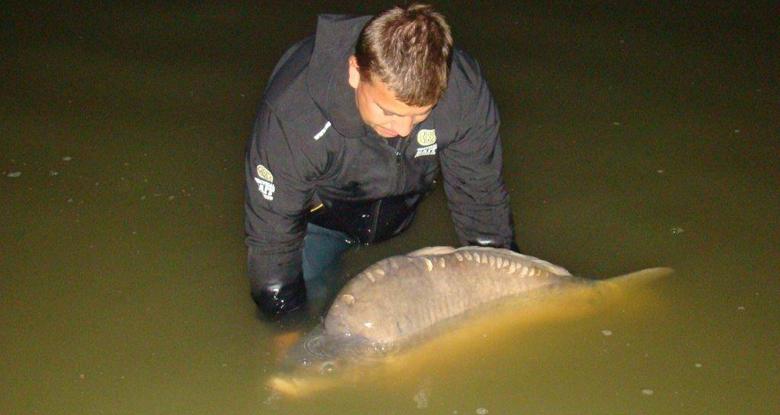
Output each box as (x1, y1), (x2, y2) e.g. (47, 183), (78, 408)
(1, 1), (777, 414)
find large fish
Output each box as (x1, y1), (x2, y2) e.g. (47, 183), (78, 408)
(269, 246), (671, 397)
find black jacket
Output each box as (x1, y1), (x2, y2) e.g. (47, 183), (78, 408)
(245, 14), (516, 303)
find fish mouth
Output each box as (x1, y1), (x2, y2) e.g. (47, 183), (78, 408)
(268, 375), (307, 398)
(268, 344), (386, 398)
(267, 371), (351, 398)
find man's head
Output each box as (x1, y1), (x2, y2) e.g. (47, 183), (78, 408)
(348, 4), (453, 138)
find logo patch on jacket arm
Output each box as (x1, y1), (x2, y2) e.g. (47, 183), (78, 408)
(414, 129), (438, 158)
(254, 164), (276, 201)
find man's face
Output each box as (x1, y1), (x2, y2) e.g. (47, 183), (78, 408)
(348, 56), (434, 138)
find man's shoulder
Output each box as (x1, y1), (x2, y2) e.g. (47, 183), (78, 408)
(262, 36), (315, 118)
(449, 47), (486, 96)
(260, 41), (329, 145)
(431, 48), (488, 126)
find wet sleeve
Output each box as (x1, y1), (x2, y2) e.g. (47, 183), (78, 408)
(438, 63), (517, 250)
(244, 102), (313, 297)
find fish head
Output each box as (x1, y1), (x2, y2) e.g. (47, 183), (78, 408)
(275, 326), (345, 373)
(269, 325), (392, 397)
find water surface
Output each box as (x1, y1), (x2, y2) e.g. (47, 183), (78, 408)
(1, 1), (777, 414)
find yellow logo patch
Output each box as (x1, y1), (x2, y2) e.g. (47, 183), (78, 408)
(416, 129), (437, 146)
(256, 165), (274, 183)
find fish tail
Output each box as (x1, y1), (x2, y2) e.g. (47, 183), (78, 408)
(606, 267), (674, 288)
(595, 267), (673, 308)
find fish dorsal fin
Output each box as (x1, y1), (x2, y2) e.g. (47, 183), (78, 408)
(407, 246), (457, 257)
(455, 247), (573, 277)
(509, 252), (572, 276)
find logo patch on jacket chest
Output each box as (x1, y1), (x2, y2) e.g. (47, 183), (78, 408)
(414, 129), (437, 158)
(415, 144), (437, 158)
(416, 129), (436, 146)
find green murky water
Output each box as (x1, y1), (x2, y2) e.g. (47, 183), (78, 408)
(2, 1), (777, 414)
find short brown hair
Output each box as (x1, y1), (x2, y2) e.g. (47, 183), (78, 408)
(355, 4), (453, 107)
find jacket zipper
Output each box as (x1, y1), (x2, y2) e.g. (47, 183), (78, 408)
(367, 130), (415, 243)
(394, 131), (410, 190)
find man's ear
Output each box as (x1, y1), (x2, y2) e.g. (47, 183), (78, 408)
(348, 56), (360, 90)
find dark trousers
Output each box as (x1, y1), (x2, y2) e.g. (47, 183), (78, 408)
(301, 223), (357, 312)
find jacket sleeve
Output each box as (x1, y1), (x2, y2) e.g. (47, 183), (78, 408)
(438, 60), (517, 250)
(244, 102), (314, 306)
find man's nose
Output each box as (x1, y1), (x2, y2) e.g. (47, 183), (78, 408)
(391, 118), (414, 137)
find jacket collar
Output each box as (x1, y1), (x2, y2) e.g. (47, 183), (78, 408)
(307, 14), (371, 138)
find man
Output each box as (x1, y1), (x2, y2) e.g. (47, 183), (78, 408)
(245, 4), (517, 319)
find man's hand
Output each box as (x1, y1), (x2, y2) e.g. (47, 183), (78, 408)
(252, 277), (307, 319)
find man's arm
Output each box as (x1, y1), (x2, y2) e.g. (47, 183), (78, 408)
(245, 102), (314, 317)
(438, 56), (517, 251)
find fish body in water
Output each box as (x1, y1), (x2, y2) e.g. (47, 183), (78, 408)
(270, 246), (671, 396)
